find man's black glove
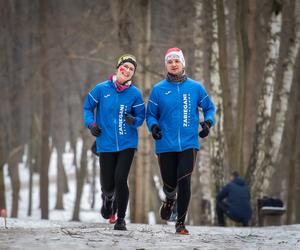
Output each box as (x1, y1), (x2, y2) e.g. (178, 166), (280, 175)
(151, 124), (162, 140)
(199, 120), (212, 138)
(91, 140), (99, 156)
(89, 123), (101, 137)
(125, 113), (136, 126)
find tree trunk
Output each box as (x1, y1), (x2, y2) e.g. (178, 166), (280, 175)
(0, 117), (6, 210)
(216, 0), (235, 168)
(254, 15), (300, 197)
(0, 165), (5, 210)
(210, 0), (225, 193)
(129, 0), (152, 223)
(90, 155), (97, 209)
(72, 129), (89, 221)
(294, 28), (300, 222)
(192, 0), (213, 226)
(194, 0), (204, 82)
(39, 0), (51, 220)
(8, 148), (22, 218)
(190, 163), (201, 225)
(295, 112), (300, 222)
(286, 103), (298, 224)
(208, 1), (226, 225)
(246, 12), (282, 186)
(235, 0), (246, 174)
(55, 146), (65, 210)
(27, 113), (41, 216)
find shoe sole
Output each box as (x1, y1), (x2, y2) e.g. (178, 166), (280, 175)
(114, 227), (127, 231)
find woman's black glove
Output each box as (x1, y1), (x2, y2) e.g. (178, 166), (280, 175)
(199, 120), (212, 138)
(125, 113), (136, 125)
(151, 125), (162, 140)
(89, 123), (102, 137)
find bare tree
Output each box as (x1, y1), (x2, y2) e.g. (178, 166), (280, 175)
(216, 0), (235, 168)
(246, 10), (282, 187)
(39, 0), (52, 219)
(253, 4), (300, 199)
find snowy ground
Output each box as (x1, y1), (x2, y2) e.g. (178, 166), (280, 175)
(1, 218), (300, 250)
(2, 142), (300, 249)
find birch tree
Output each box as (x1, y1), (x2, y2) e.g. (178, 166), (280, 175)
(252, 4), (300, 198)
(246, 11), (282, 187)
(209, 0), (225, 208)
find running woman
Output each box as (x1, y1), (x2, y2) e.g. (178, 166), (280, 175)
(84, 54), (145, 230)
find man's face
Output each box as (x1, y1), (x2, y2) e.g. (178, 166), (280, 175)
(165, 58), (184, 75)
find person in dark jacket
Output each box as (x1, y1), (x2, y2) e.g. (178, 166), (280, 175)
(216, 171), (252, 226)
(146, 47), (215, 234)
(83, 54), (145, 230)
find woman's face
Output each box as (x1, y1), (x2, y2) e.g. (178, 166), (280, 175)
(165, 58), (184, 75)
(116, 62), (135, 84)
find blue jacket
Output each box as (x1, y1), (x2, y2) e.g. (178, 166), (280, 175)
(217, 177), (252, 223)
(146, 78), (215, 154)
(83, 80), (145, 152)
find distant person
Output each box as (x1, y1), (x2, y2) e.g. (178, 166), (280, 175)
(83, 54), (145, 230)
(216, 171), (252, 226)
(146, 47), (215, 234)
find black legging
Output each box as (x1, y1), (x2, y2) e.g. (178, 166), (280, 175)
(158, 149), (197, 223)
(99, 148), (135, 219)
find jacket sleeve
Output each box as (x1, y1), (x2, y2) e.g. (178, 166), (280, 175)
(83, 86), (100, 128)
(146, 87), (159, 131)
(216, 184), (230, 202)
(131, 91), (145, 128)
(198, 86), (216, 126)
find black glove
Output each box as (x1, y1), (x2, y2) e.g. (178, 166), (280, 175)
(91, 140), (99, 156)
(199, 120), (212, 138)
(89, 123), (101, 137)
(151, 124), (162, 140)
(125, 113), (136, 126)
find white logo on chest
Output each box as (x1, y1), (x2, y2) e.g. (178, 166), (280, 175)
(165, 90), (172, 95)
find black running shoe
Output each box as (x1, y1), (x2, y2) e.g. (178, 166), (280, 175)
(175, 221), (189, 235)
(159, 199), (175, 220)
(114, 218), (127, 230)
(101, 194), (113, 219)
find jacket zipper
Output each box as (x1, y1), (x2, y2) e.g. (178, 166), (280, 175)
(115, 93), (120, 151)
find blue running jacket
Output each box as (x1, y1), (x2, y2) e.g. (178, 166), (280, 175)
(146, 78), (215, 154)
(83, 80), (145, 152)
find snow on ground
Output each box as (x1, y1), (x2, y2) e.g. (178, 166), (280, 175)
(1, 218), (300, 250)
(2, 142), (300, 249)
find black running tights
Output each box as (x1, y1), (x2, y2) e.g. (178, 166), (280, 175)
(158, 149), (197, 223)
(99, 148), (135, 219)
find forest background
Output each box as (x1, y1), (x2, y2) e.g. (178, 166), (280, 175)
(0, 0), (300, 226)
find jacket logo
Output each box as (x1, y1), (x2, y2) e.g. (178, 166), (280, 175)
(104, 94), (110, 98)
(165, 90), (172, 95)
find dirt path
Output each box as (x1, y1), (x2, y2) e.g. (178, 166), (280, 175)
(1, 219), (300, 250)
